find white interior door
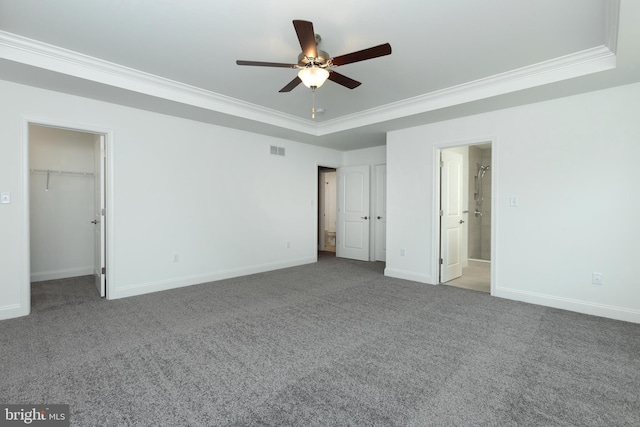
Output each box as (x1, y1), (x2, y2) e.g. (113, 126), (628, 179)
(440, 150), (463, 282)
(337, 165), (370, 261)
(375, 164), (387, 261)
(93, 135), (106, 297)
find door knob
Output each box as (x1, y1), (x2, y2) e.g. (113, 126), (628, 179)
(361, 216), (368, 220)
(459, 220), (465, 224)
(377, 216), (383, 219)
(91, 220), (99, 224)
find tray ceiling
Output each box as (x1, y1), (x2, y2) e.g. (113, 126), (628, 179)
(1, 0), (638, 150)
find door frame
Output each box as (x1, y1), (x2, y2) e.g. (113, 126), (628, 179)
(318, 166), (337, 252)
(433, 137), (497, 294)
(315, 162), (385, 263)
(374, 163), (387, 262)
(315, 163), (340, 261)
(22, 116), (114, 308)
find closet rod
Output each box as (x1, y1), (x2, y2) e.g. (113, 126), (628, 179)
(30, 168), (94, 177)
(30, 168), (94, 191)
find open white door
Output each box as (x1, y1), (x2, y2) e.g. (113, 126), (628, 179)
(440, 150), (463, 282)
(93, 135), (106, 297)
(374, 164), (387, 261)
(337, 165), (370, 261)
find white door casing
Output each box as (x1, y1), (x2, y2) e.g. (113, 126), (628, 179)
(337, 165), (370, 261)
(440, 150), (463, 282)
(318, 171), (327, 250)
(93, 135), (106, 297)
(375, 164), (387, 262)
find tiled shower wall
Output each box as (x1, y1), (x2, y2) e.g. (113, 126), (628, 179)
(468, 146), (491, 260)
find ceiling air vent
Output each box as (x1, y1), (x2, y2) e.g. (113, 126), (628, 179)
(270, 145), (285, 156)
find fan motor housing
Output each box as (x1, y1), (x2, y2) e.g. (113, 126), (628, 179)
(297, 49), (330, 67)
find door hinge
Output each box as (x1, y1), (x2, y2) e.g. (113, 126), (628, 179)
(440, 258), (443, 265)
(101, 267), (106, 274)
(101, 208), (106, 216)
(439, 209), (443, 216)
(440, 160), (444, 168)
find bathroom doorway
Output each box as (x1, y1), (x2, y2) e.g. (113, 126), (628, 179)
(439, 143), (492, 293)
(318, 166), (337, 254)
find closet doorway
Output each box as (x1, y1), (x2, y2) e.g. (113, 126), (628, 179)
(28, 123), (107, 298)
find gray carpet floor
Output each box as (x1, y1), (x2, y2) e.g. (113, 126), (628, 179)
(1, 254), (639, 426)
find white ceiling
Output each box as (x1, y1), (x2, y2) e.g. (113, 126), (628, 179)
(1, 0), (638, 151)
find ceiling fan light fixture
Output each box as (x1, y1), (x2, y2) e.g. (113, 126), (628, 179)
(298, 66), (329, 89)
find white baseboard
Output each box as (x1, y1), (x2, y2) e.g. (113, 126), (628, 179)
(31, 267), (94, 282)
(0, 303), (28, 321)
(110, 256), (317, 300)
(384, 267), (434, 284)
(494, 286), (640, 324)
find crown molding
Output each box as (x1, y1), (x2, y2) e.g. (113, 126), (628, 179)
(0, 30), (317, 135)
(0, 12), (619, 139)
(318, 44), (616, 135)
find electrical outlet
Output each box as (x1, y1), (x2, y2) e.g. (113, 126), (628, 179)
(172, 253), (180, 263)
(400, 248), (406, 256)
(592, 272), (603, 285)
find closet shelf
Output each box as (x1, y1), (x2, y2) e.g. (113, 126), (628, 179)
(30, 168), (94, 191)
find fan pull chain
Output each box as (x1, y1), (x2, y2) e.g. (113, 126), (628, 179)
(311, 87), (316, 119)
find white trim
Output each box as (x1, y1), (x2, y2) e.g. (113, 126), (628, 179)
(0, 30), (616, 138)
(373, 163), (387, 262)
(19, 118), (31, 318)
(0, 31), (315, 135)
(489, 141), (499, 296)
(432, 145), (441, 285)
(31, 267), (93, 282)
(494, 286), (640, 324)
(22, 116), (115, 308)
(0, 304), (23, 321)
(317, 46), (615, 135)
(111, 256), (316, 300)
(604, 0), (621, 53)
(384, 267), (434, 284)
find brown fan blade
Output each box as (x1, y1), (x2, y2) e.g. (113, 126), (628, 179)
(279, 76), (302, 92)
(293, 20), (317, 59)
(331, 43), (392, 67)
(236, 60), (297, 68)
(328, 71), (361, 89)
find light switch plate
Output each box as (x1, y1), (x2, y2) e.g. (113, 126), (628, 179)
(0, 192), (10, 204)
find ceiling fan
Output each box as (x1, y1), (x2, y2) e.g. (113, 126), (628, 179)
(236, 20), (392, 94)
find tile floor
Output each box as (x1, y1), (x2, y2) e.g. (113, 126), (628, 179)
(443, 260), (490, 293)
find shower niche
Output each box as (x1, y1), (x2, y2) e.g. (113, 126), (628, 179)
(468, 145), (491, 261)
